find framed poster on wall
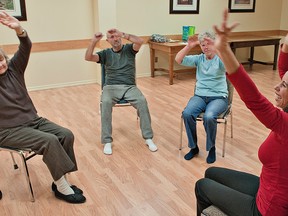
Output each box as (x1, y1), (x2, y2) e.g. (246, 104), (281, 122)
(228, 0), (256, 13)
(0, 0), (27, 21)
(169, 0), (200, 14)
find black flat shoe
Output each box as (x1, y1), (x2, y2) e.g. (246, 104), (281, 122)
(184, 146), (199, 160)
(54, 188), (86, 204)
(52, 182), (83, 194)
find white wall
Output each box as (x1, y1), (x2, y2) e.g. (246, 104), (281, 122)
(112, 0), (283, 76)
(0, 0), (97, 90)
(280, 0), (288, 30)
(113, 0), (282, 34)
(0, 0), (286, 90)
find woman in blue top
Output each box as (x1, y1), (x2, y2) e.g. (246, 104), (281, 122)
(175, 30), (228, 163)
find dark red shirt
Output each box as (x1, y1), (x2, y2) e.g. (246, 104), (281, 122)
(228, 53), (288, 215)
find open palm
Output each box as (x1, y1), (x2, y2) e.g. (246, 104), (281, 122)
(0, 11), (20, 29)
(213, 9), (239, 51)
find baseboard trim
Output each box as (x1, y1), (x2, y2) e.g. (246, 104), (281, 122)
(27, 80), (98, 91)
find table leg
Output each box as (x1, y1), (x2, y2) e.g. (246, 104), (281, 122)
(150, 48), (155, 77)
(249, 46), (254, 68)
(169, 53), (174, 85)
(273, 44), (280, 70)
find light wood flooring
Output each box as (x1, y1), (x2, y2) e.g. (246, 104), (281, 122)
(0, 64), (281, 216)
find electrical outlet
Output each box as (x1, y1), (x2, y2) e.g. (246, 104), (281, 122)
(155, 57), (158, 62)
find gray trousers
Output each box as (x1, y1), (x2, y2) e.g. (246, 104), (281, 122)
(101, 85), (153, 144)
(0, 117), (77, 181)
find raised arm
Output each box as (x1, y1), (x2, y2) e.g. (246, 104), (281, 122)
(85, 32), (103, 62)
(212, 9), (239, 74)
(278, 34), (288, 79)
(175, 35), (199, 64)
(0, 11), (25, 36)
(107, 28), (144, 52)
(0, 11), (30, 74)
(282, 34), (288, 53)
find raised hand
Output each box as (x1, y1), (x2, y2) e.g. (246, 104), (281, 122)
(211, 9), (240, 73)
(213, 9), (239, 51)
(0, 11), (20, 30)
(94, 32), (104, 40)
(187, 35), (199, 48)
(107, 28), (122, 37)
(282, 33), (288, 53)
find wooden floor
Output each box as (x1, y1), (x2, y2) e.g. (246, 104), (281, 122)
(0, 64), (281, 216)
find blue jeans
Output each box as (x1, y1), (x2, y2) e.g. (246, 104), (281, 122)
(182, 95), (228, 151)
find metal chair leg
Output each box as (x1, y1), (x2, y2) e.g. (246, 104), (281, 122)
(230, 111), (233, 138)
(1, 148), (36, 202)
(10, 152), (18, 169)
(18, 151), (35, 202)
(222, 119), (228, 157)
(179, 117), (183, 150)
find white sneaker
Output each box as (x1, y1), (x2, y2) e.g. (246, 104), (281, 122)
(103, 143), (112, 155)
(145, 139), (158, 152)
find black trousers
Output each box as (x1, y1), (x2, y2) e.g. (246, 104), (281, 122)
(195, 167), (262, 216)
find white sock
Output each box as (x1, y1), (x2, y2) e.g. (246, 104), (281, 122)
(104, 143), (112, 155)
(54, 176), (74, 195)
(64, 175), (72, 186)
(145, 139), (158, 152)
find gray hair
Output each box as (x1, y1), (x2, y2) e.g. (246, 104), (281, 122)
(0, 48), (9, 63)
(198, 30), (216, 42)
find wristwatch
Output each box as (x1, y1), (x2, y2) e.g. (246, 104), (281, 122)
(17, 29), (26, 36)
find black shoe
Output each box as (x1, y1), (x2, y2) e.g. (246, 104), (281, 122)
(54, 187), (86, 204)
(0, 190), (2, 200)
(184, 146), (199, 160)
(52, 182), (83, 194)
(206, 146), (216, 164)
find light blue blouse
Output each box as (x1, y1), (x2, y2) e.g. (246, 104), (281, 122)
(181, 53), (228, 97)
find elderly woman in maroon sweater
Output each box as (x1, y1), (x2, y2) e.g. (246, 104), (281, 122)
(195, 9), (288, 216)
(0, 12), (85, 203)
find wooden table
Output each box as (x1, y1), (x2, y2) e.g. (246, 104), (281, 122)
(148, 41), (201, 85)
(149, 35), (282, 85)
(229, 35), (281, 70)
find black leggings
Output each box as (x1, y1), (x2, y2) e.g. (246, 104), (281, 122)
(195, 167), (262, 216)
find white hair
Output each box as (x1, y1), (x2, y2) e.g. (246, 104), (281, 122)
(198, 30), (216, 42)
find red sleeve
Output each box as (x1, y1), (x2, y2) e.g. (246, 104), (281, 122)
(227, 64), (284, 131)
(278, 47), (288, 79)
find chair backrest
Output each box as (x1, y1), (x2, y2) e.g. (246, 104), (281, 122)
(226, 79), (234, 107)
